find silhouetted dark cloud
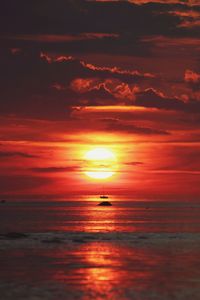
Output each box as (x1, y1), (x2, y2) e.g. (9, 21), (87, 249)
(104, 118), (170, 135)
(1, 0), (200, 121)
(31, 166), (80, 173)
(1, 48), (200, 121)
(1, 0), (200, 56)
(0, 50), (155, 119)
(135, 88), (200, 112)
(0, 151), (37, 158)
(0, 175), (53, 192)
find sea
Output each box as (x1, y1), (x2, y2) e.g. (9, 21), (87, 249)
(1, 197), (200, 300)
(1, 197), (200, 233)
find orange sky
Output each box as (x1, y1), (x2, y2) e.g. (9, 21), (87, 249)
(0, 0), (200, 200)
(0, 105), (199, 200)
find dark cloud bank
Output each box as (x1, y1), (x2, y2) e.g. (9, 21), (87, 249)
(1, 0), (200, 121)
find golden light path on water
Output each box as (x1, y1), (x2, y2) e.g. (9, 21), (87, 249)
(83, 147), (117, 180)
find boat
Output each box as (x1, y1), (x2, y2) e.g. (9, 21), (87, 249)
(100, 195), (109, 199)
(98, 186), (111, 205)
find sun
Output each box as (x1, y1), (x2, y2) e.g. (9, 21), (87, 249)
(84, 147), (117, 180)
(85, 148), (115, 161)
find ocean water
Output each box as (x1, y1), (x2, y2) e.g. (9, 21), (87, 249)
(1, 197), (200, 233)
(1, 197), (200, 300)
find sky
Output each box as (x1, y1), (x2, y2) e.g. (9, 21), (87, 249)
(0, 0), (200, 200)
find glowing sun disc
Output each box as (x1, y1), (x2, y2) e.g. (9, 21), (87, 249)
(84, 147), (117, 180)
(85, 171), (114, 179)
(85, 148), (115, 160)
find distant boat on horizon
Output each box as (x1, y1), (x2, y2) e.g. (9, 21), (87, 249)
(100, 195), (109, 199)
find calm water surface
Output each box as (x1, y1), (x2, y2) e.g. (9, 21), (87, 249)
(1, 198), (200, 233)
(1, 197), (200, 299)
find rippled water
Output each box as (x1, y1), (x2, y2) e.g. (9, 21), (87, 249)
(1, 198), (200, 299)
(1, 198), (200, 233)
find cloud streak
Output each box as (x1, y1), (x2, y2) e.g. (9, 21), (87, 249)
(0, 151), (37, 158)
(31, 166), (80, 173)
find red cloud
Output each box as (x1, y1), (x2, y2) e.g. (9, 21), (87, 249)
(40, 52), (73, 63)
(70, 78), (139, 101)
(71, 77), (200, 112)
(70, 78), (100, 93)
(81, 61), (155, 78)
(184, 70), (200, 98)
(90, 0), (198, 4)
(168, 10), (200, 28)
(7, 33), (119, 43)
(10, 48), (21, 55)
(184, 69), (200, 84)
(40, 52), (155, 80)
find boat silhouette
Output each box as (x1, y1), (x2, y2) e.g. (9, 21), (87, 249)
(100, 195), (109, 199)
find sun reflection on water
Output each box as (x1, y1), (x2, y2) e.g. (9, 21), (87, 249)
(82, 203), (118, 233)
(53, 242), (157, 299)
